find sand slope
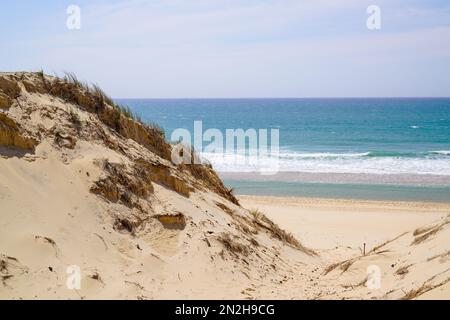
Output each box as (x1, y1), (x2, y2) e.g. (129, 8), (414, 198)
(0, 72), (317, 300)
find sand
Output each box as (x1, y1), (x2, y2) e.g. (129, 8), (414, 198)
(239, 195), (450, 299)
(1, 72), (319, 300)
(239, 196), (449, 250)
(1, 72), (449, 300)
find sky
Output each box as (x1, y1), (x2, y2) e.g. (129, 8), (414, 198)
(1, 0), (450, 98)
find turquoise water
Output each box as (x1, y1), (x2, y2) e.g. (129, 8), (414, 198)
(223, 180), (450, 203)
(118, 98), (450, 202)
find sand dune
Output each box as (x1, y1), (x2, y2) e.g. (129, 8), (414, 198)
(1, 72), (449, 300)
(0, 72), (316, 300)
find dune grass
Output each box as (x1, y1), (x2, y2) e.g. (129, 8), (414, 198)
(249, 209), (316, 255)
(47, 71), (143, 125)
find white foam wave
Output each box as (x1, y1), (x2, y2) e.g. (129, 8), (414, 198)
(430, 150), (450, 156)
(277, 152), (370, 159)
(200, 151), (450, 175)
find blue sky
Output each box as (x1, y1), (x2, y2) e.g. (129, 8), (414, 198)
(1, 0), (450, 98)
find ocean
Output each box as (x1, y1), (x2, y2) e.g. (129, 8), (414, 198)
(118, 98), (450, 202)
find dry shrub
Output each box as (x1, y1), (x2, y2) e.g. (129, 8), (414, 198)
(154, 213), (186, 230)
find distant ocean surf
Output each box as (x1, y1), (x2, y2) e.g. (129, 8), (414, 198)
(120, 98), (450, 202)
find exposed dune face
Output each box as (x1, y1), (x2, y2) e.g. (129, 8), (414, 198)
(0, 72), (448, 300)
(0, 72), (316, 300)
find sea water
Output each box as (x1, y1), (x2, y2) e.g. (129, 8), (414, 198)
(119, 98), (450, 202)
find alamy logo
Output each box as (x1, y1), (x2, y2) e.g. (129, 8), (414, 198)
(66, 265), (81, 290)
(366, 265), (381, 289)
(366, 5), (381, 30)
(66, 5), (81, 30)
(171, 121), (280, 175)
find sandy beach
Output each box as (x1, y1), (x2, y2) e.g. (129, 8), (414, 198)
(239, 195), (450, 250)
(3, 0), (450, 307)
(1, 72), (449, 300)
(239, 195), (450, 299)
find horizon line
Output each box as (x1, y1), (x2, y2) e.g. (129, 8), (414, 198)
(114, 96), (450, 100)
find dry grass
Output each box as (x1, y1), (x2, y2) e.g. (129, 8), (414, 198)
(324, 232), (408, 276)
(412, 219), (450, 245)
(367, 231), (408, 254)
(427, 250), (450, 262)
(6, 71), (244, 202)
(249, 210), (316, 256)
(215, 202), (235, 216)
(323, 258), (357, 275)
(341, 276), (368, 289)
(401, 277), (450, 300)
(181, 161), (239, 205)
(43, 72), (234, 201)
(41, 72), (144, 129)
(395, 264), (412, 276)
(0, 255), (26, 286)
(90, 160), (153, 210)
(217, 233), (249, 256)
(53, 74), (171, 158)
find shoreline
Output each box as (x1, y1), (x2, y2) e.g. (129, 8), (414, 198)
(238, 194), (450, 210)
(220, 171), (450, 186)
